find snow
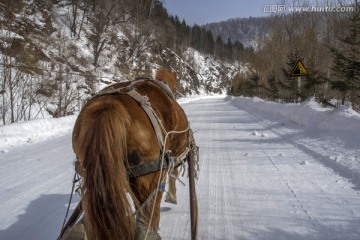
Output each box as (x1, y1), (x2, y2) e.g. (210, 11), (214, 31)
(227, 96), (360, 132)
(0, 115), (77, 151)
(1, 96), (360, 239)
(226, 96), (360, 178)
(0, 29), (24, 40)
(183, 48), (234, 94)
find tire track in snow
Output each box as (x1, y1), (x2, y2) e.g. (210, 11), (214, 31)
(231, 98), (360, 239)
(232, 106), (321, 228)
(262, 148), (317, 226)
(243, 108), (349, 235)
(249, 108), (360, 226)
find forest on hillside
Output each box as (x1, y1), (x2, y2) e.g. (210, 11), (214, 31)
(225, 1), (360, 111)
(0, 0), (239, 125)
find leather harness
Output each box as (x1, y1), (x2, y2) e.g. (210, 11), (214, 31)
(90, 78), (186, 178)
(59, 78), (198, 240)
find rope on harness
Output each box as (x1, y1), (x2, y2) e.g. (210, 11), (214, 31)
(167, 148), (188, 186)
(57, 170), (81, 240)
(144, 122), (191, 240)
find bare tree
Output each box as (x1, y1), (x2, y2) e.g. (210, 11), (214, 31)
(87, 0), (133, 67)
(0, 53), (47, 124)
(67, 0), (91, 38)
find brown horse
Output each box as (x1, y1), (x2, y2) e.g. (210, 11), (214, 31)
(72, 68), (191, 240)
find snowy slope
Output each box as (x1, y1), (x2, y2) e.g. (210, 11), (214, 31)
(1, 96), (360, 239)
(0, 1), (235, 127)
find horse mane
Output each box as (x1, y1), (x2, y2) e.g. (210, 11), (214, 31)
(155, 68), (176, 92)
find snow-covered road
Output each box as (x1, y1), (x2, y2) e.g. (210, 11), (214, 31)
(1, 97), (360, 239)
(0, 134), (78, 240)
(160, 97), (360, 240)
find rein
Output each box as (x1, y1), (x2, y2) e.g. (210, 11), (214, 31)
(57, 171), (82, 240)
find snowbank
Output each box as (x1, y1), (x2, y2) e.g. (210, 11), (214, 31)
(0, 115), (77, 151)
(227, 96), (360, 133)
(177, 93), (226, 105)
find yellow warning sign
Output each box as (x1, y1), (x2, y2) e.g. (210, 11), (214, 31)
(290, 59), (308, 77)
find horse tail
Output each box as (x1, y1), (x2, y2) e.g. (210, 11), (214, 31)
(76, 98), (135, 240)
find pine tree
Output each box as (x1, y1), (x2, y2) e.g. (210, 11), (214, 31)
(205, 30), (215, 55)
(330, 2), (360, 105)
(225, 38), (233, 61)
(266, 73), (279, 101)
(214, 35), (223, 59)
(303, 69), (327, 99)
(280, 52), (300, 101)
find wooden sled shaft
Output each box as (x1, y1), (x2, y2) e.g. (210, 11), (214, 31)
(58, 200), (83, 240)
(188, 152), (198, 240)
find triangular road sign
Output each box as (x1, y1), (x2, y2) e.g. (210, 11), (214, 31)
(290, 59), (308, 77)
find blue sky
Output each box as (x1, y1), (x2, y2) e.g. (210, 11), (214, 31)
(163, 0), (272, 25)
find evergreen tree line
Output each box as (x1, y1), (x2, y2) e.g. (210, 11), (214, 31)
(166, 15), (252, 62)
(230, 0), (360, 111)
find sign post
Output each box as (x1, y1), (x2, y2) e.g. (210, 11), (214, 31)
(290, 59), (309, 103)
(297, 76), (301, 102)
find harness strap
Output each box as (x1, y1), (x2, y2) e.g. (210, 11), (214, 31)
(126, 89), (165, 149)
(90, 85), (132, 99)
(127, 145), (191, 178)
(128, 158), (169, 178)
(92, 81), (166, 149)
(91, 78), (174, 100)
(152, 79), (175, 99)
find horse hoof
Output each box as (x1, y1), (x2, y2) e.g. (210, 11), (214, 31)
(165, 198), (177, 205)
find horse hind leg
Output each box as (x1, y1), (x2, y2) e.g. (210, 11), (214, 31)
(136, 221), (162, 240)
